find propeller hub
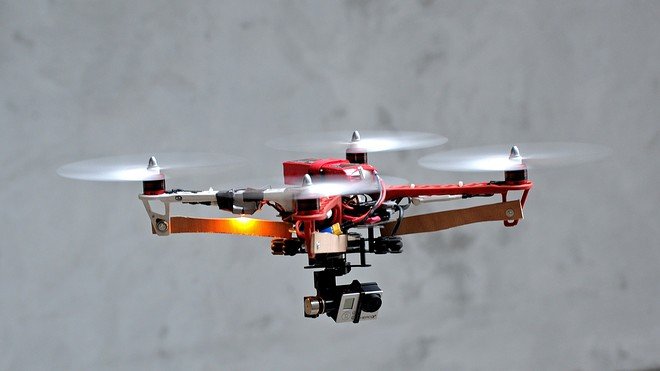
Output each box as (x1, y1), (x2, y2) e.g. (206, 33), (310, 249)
(509, 146), (522, 161)
(147, 156), (160, 170)
(346, 130), (368, 164)
(301, 174), (313, 187)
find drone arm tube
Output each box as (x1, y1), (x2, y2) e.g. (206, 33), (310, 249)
(138, 191), (219, 205)
(384, 182), (532, 228)
(140, 187), (294, 218)
(262, 188), (295, 212)
(214, 187), (298, 215)
(215, 189), (268, 215)
(138, 189), (294, 236)
(384, 181), (532, 200)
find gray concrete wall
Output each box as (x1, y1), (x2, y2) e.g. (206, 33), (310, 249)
(1, 1), (659, 370)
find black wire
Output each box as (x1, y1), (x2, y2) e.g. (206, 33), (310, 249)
(166, 189), (201, 193)
(462, 193), (494, 199)
(399, 197), (412, 210)
(389, 197), (412, 236)
(391, 204), (404, 236)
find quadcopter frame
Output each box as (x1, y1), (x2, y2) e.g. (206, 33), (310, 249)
(137, 153), (532, 323)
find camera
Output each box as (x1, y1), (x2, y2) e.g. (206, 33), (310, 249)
(304, 280), (383, 323)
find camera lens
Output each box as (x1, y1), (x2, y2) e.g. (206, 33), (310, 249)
(304, 296), (324, 316)
(360, 293), (382, 313)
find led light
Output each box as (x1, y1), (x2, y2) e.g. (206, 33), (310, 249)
(169, 216), (292, 238)
(230, 216), (257, 231)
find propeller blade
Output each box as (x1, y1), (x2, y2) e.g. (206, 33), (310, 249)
(297, 177), (380, 199)
(266, 130), (447, 153)
(217, 174), (407, 199)
(57, 152), (245, 181)
(418, 142), (610, 172)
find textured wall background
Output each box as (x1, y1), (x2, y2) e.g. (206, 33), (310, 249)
(2, 1), (659, 370)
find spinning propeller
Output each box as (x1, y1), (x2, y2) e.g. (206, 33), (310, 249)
(295, 173), (381, 199)
(419, 142), (610, 172)
(57, 152), (245, 182)
(266, 130), (448, 153)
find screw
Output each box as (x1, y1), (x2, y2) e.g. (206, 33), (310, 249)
(505, 209), (515, 218)
(156, 220), (168, 232)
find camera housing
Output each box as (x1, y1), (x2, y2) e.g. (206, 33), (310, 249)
(304, 278), (382, 323)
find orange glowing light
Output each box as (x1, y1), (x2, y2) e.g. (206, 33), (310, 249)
(168, 216), (292, 238)
(230, 216), (257, 231)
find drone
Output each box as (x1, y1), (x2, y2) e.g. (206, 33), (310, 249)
(58, 131), (607, 324)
